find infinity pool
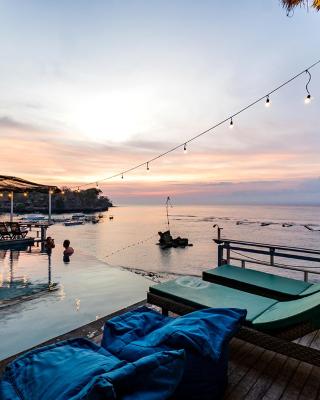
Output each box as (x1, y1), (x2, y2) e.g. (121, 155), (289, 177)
(0, 244), (149, 360)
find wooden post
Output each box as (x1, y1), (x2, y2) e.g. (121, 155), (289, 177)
(48, 254), (52, 287)
(40, 226), (47, 252)
(48, 189), (52, 224)
(10, 191), (14, 222)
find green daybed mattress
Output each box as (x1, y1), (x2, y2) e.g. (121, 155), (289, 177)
(149, 276), (320, 332)
(203, 264), (320, 300)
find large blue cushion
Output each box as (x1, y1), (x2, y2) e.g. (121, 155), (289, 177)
(102, 306), (246, 400)
(0, 338), (185, 400)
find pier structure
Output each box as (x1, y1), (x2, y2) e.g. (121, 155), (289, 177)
(0, 175), (60, 222)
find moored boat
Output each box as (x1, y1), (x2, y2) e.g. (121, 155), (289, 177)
(64, 220), (84, 226)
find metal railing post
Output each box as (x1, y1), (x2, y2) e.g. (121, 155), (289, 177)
(270, 247), (275, 266)
(218, 244), (224, 266)
(226, 242), (231, 264)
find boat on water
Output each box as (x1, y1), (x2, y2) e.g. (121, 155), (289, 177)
(20, 214), (47, 223)
(64, 220), (84, 226)
(72, 213), (86, 220)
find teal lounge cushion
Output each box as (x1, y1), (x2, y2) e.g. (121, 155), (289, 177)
(150, 276), (276, 322)
(252, 290), (320, 331)
(150, 276), (320, 333)
(299, 283), (320, 297)
(203, 265), (313, 298)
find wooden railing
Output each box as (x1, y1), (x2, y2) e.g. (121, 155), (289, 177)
(214, 237), (320, 282)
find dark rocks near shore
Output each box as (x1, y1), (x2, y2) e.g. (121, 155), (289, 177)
(157, 230), (193, 249)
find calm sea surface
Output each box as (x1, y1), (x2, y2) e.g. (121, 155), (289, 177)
(0, 204), (320, 359)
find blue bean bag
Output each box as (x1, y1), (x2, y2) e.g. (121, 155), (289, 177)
(102, 306), (246, 400)
(0, 338), (185, 400)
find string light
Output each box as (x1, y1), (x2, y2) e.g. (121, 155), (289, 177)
(61, 190), (65, 195)
(49, 189), (54, 195)
(147, 162), (150, 171)
(265, 95), (271, 108)
(67, 59), (320, 190)
(23, 191), (28, 197)
(304, 69), (312, 104)
(229, 117), (234, 129)
(183, 143), (187, 154)
(0, 193), (3, 197)
(8, 193), (12, 198)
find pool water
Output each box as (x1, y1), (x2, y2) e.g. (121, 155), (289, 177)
(0, 246), (149, 360)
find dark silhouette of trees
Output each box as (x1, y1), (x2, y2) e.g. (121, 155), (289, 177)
(0, 188), (113, 213)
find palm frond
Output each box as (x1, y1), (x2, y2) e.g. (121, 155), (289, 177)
(281, 0), (320, 11)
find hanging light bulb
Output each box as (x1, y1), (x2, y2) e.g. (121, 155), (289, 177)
(23, 191), (28, 197)
(8, 193), (12, 198)
(77, 187), (80, 193)
(0, 193), (3, 197)
(61, 190), (65, 195)
(49, 189), (54, 195)
(147, 162), (150, 171)
(96, 182), (99, 188)
(305, 94), (312, 104)
(229, 117), (234, 129)
(183, 143), (187, 154)
(304, 69), (312, 104)
(265, 95), (271, 108)
(121, 173), (124, 179)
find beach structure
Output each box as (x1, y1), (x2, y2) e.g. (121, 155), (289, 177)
(0, 175), (60, 224)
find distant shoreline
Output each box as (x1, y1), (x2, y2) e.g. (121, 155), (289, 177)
(0, 205), (111, 215)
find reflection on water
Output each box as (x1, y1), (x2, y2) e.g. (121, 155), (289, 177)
(0, 246), (57, 310)
(75, 298), (81, 311)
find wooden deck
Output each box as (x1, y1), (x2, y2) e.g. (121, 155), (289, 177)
(226, 331), (320, 399)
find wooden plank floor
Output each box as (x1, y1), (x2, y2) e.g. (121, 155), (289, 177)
(226, 331), (320, 399)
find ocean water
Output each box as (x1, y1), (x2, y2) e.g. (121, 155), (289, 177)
(0, 204), (320, 359)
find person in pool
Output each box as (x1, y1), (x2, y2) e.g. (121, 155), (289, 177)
(45, 237), (55, 254)
(63, 239), (74, 262)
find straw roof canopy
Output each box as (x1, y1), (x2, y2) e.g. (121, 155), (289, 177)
(282, 0), (320, 11)
(0, 175), (60, 193)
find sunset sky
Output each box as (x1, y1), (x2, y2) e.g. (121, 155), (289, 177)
(0, 1), (319, 204)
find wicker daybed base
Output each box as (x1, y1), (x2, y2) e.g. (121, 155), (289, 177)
(147, 292), (320, 367)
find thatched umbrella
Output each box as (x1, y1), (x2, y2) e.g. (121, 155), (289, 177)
(282, 0), (320, 11)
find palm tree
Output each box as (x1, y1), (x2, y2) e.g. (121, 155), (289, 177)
(282, 0), (320, 11)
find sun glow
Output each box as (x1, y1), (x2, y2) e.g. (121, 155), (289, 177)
(66, 89), (155, 143)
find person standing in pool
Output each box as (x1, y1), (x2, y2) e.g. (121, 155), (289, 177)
(63, 239), (74, 263)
